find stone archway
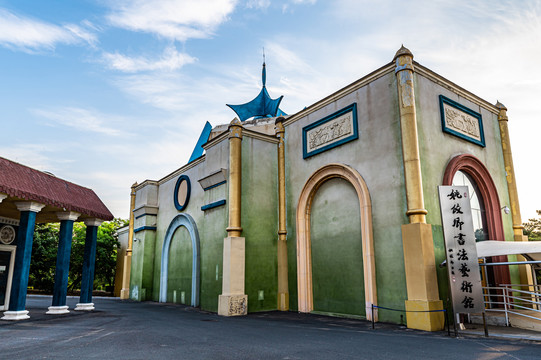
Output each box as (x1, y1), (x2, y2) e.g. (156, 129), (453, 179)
(296, 163), (377, 320)
(443, 154), (510, 285)
(160, 213), (200, 306)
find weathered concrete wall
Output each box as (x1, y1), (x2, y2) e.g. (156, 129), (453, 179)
(285, 70), (407, 322)
(167, 226), (193, 304)
(241, 135), (278, 312)
(414, 71), (518, 303)
(311, 177), (364, 316)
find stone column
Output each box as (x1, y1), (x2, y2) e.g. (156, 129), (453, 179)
(120, 183), (137, 300)
(47, 211), (80, 314)
(75, 218), (103, 311)
(275, 117), (289, 311)
(218, 118), (248, 316)
(497, 102), (533, 286)
(394, 46), (444, 331)
(2, 202), (45, 320)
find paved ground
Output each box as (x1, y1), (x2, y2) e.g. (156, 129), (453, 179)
(1, 296), (540, 359)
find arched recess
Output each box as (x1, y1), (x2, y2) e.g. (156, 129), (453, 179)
(160, 213), (201, 306)
(296, 163), (377, 320)
(443, 154), (511, 285)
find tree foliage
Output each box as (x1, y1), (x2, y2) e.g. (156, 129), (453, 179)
(523, 210), (541, 242)
(29, 218), (127, 293)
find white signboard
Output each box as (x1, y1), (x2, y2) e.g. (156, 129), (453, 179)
(438, 185), (484, 314)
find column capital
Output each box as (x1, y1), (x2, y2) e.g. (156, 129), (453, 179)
(275, 117), (285, 139)
(0, 193), (7, 203)
(394, 45), (414, 73)
(496, 101), (508, 121)
(14, 201), (45, 213)
(84, 218), (104, 227)
(228, 118), (243, 140)
(57, 211), (80, 222)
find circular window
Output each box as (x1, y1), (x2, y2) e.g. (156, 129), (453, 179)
(0, 225), (16, 245)
(174, 175), (191, 211)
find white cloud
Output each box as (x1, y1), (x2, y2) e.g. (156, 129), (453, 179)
(102, 46), (197, 72)
(246, 0), (270, 9)
(105, 0), (237, 41)
(32, 107), (128, 137)
(0, 9), (97, 52)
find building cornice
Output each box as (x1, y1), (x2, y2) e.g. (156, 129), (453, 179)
(283, 62), (395, 127)
(243, 128), (280, 144)
(158, 156), (206, 185)
(414, 62), (499, 115)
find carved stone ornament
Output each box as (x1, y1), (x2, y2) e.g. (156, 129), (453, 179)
(0, 225), (16, 245)
(307, 113), (353, 152)
(227, 295), (247, 316)
(443, 104), (481, 140)
(439, 95), (485, 147)
(302, 103), (359, 158)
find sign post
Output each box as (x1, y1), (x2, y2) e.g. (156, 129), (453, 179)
(438, 186), (485, 333)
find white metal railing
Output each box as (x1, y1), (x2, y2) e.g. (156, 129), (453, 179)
(482, 284), (541, 326)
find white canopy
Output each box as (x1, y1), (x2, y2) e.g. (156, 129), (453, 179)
(476, 240), (541, 262)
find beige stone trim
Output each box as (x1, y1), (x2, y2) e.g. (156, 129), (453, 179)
(14, 202), (45, 213)
(243, 128), (280, 144)
(415, 64), (499, 115)
(56, 211), (80, 222)
(296, 163), (377, 320)
(158, 156), (206, 185)
(284, 63), (395, 127)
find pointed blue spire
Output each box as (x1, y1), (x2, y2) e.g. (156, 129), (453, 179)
(188, 121), (212, 163)
(226, 61), (286, 122)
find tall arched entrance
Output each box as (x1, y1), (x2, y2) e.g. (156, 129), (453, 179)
(443, 154), (511, 287)
(296, 163), (377, 320)
(160, 213), (201, 306)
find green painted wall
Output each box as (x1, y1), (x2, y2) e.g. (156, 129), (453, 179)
(167, 226), (192, 304)
(130, 228), (156, 301)
(285, 71), (408, 323)
(311, 178), (364, 316)
(414, 71), (518, 305)
(197, 203), (227, 312)
(241, 136), (279, 312)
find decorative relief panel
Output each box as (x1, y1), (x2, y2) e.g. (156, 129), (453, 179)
(302, 103), (359, 159)
(439, 95), (485, 147)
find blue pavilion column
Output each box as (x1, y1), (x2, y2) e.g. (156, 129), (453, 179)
(75, 218), (103, 311)
(47, 211), (80, 315)
(2, 202), (45, 321)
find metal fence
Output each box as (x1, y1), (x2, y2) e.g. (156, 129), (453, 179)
(482, 284), (541, 326)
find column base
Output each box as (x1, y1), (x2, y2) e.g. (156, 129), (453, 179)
(74, 303), (95, 311)
(405, 300), (445, 331)
(218, 294), (247, 316)
(120, 288), (130, 300)
(46, 305), (70, 315)
(2, 310), (29, 321)
(277, 292), (289, 311)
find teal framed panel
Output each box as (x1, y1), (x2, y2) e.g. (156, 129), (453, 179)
(439, 95), (485, 147)
(173, 175), (191, 211)
(302, 103), (359, 159)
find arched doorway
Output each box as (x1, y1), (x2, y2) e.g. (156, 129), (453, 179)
(160, 213), (200, 306)
(296, 163), (377, 320)
(443, 154), (510, 287)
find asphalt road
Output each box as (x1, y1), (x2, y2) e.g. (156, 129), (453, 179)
(1, 296), (540, 359)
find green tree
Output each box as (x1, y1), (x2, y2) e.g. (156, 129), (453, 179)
(523, 210), (541, 242)
(29, 223), (60, 292)
(68, 218), (127, 291)
(29, 218), (127, 294)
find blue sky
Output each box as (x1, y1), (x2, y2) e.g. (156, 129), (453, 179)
(0, 0), (539, 222)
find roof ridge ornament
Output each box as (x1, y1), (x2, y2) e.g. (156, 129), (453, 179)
(226, 58), (286, 122)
